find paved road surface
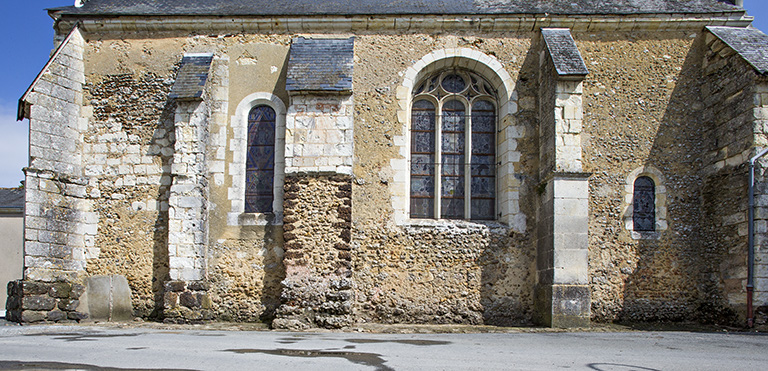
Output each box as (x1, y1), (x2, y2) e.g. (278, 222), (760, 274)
(0, 323), (766, 370)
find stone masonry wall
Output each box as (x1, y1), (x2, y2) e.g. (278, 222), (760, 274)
(82, 71), (175, 318)
(273, 173), (354, 329)
(22, 27), (756, 327)
(80, 35), (290, 320)
(6, 280), (87, 323)
(698, 33), (758, 323)
(17, 27), (98, 324)
(350, 34), (540, 325)
(753, 81), (768, 326)
(579, 32), (719, 322)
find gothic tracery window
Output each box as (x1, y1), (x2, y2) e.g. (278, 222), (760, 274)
(410, 69), (497, 220)
(245, 105), (276, 213)
(633, 176), (655, 231)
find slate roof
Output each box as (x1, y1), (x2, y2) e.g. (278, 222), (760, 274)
(0, 188), (24, 214)
(542, 28), (589, 76)
(286, 38), (354, 93)
(707, 26), (768, 75)
(169, 54), (214, 100)
(52, 0), (742, 16)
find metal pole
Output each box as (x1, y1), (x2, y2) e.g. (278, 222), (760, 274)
(747, 147), (768, 328)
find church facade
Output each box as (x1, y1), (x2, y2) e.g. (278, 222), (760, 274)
(7, 0), (768, 328)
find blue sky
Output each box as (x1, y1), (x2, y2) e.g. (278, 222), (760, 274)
(0, 1), (766, 188)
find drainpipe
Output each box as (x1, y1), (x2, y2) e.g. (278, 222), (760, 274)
(747, 147), (768, 328)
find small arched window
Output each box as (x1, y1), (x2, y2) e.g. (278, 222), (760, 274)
(410, 69), (496, 220)
(633, 176), (655, 231)
(245, 105), (276, 213)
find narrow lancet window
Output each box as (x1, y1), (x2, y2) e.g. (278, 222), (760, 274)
(410, 99), (436, 218)
(245, 105), (276, 213)
(633, 176), (655, 231)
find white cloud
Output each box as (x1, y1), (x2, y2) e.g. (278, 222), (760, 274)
(0, 102), (28, 188)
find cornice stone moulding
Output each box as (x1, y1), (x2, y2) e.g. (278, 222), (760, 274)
(54, 13), (753, 37)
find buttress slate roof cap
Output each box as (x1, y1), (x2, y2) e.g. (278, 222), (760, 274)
(707, 26), (768, 75)
(169, 54), (214, 100)
(286, 37), (354, 93)
(542, 28), (589, 76)
(51, 0), (743, 16)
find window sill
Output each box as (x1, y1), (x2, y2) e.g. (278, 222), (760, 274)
(404, 218), (508, 231)
(228, 211), (283, 226)
(630, 230), (660, 240)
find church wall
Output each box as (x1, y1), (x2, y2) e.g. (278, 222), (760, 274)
(79, 36), (290, 320)
(578, 32), (716, 322)
(349, 34), (539, 325)
(26, 26), (756, 326)
(699, 34), (763, 323)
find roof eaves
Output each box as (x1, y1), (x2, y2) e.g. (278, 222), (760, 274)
(706, 26), (768, 75)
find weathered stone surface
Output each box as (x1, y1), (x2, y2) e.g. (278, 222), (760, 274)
(11, 9), (768, 330)
(47, 309), (67, 322)
(49, 282), (73, 298)
(84, 275), (133, 322)
(58, 298), (80, 311)
(21, 281), (51, 295)
(22, 295), (56, 311)
(21, 310), (47, 323)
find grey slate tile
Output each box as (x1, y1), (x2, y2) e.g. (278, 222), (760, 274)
(286, 37), (354, 93)
(51, 0), (742, 16)
(542, 28), (589, 77)
(169, 54), (214, 100)
(0, 188), (24, 212)
(707, 26), (768, 75)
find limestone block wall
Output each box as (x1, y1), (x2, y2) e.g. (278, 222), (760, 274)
(167, 100), (209, 282)
(699, 33), (761, 321)
(753, 83), (768, 323)
(20, 27), (98, 295)
(285, 95), (354, 175)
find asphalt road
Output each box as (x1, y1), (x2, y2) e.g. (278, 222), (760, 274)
(0, 323), (766, 370)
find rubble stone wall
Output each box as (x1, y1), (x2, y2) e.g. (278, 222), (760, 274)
(350, 34), (539, 325)
(273, 173), (354, 329)
(6, 280), (87, 323)
(579, 32), (725, 322)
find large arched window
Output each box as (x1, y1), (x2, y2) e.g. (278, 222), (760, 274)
(410, 69), (497, 220)
(245, 105), (276, 213)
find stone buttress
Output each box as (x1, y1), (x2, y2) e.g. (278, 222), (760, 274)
(535, 29), (591, 327)
(272, 37), (356, 329)
(162, 54), (216, 323)
(8, 26), (93, 323)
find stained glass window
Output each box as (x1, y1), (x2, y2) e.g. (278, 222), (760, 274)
(471, 100), (496, 220)
(410, 70), (496, 220)
(411, 100), (436, 218)
(245, 105), (276, 213)
(633, 176), (655, 231)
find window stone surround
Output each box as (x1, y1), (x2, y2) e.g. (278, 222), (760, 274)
(393, 48), (524, 231)
(623, 165), (668, 239)
(228, 92), (287, 226)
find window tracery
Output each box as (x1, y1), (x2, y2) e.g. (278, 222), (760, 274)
(410, 70), (497, 220)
